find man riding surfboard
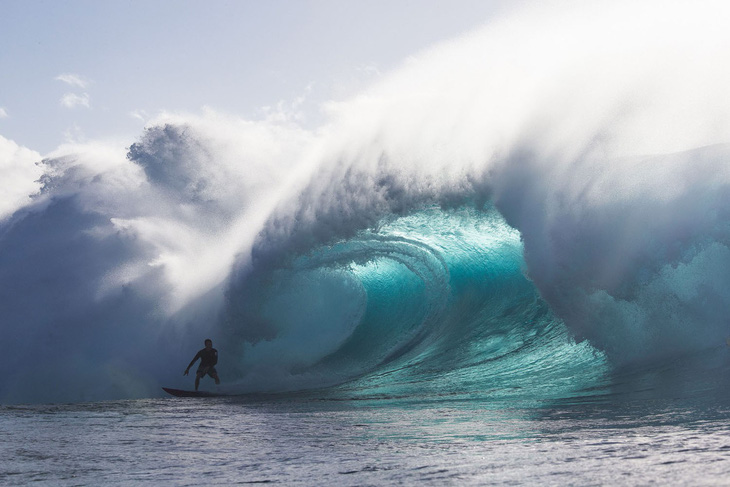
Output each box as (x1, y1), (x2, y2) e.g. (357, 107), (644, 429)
(184, 339), (221, 391)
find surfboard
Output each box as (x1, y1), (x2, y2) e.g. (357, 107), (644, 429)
(162, 387), (225, 398)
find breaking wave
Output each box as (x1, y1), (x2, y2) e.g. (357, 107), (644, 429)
(3, 0), (730, 404)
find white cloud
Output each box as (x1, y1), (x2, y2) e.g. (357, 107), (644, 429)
(129, 109), (149, 122)
(55, 73), (90, 89)
(0, 107), (7, 119)
(0, 135), (43, 220)
(60, 92), (91, 109)
(357, 63), (381, 77)
(56, 73), (92, 109)
(62, 123), (86, 143)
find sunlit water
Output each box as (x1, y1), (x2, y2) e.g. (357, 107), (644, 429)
(3, 391), (730, 486)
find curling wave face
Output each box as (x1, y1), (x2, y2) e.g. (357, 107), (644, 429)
(225, 206), (610, 403)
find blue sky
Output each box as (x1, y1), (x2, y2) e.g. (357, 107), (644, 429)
(1, 0), (511, 154)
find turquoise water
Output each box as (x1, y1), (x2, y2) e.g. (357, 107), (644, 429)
(219, 206), (612, 405)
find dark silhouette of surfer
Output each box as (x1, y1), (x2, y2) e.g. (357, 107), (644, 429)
(184, 339), (221, 391)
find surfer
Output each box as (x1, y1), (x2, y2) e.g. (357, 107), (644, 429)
(184, 339), (221, 391)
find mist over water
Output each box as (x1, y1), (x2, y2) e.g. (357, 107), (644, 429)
(3, 1), (730, 405)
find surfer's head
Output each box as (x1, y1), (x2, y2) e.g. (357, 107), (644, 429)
(204, 339), (213, 348)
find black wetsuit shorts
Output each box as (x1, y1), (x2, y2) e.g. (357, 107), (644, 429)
(196, 365), (218, 378)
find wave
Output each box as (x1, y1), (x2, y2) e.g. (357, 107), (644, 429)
(239, 206), (610, 404)
(3, 1), (730, 404)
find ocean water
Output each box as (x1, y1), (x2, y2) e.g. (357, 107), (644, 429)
(4, 389), (730, 485)
(5, 1), (730, 484)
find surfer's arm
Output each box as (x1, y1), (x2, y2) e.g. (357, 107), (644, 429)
(184, 351), (202, 374)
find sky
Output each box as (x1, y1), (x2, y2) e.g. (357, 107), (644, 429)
(0, 0), (514, 154)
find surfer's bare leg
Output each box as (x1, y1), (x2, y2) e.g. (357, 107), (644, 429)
(194, 366), (209, 391)
(211, 372), (220, 385)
